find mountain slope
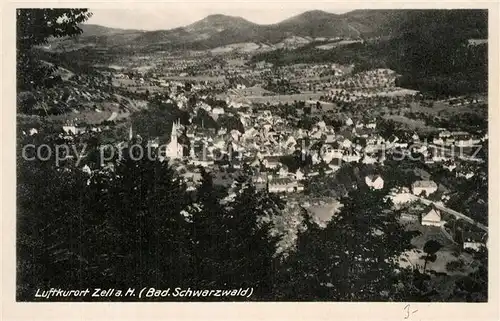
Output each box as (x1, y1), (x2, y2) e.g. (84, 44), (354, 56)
(131, 15), (261, 49)
(47, 9), (487, 52)
(251, 9), (488, 95)
(185, 14), (258, 33)
(79, 24), (144, 36)
(176, 11), (372, 49)
(275, 10), (359, 38)
(340, 10), (411, 37)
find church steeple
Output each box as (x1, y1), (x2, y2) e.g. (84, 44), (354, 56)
(171, 120), (177, 139)
(165, 119), (183, 160)
(170, 119), (182, 145)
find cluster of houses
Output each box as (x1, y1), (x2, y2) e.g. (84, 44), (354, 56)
(362, 168), (488, 252)
(279, 63), (349, 83)
(27, 60), (488, 253)
(430, 130), (483, 148)
(180, 105), (485, 250)
(330, 68), (397, 90)
(327, 87), (418, 103)
(417, 203), (488, 252)
(47, 84), (485, 199)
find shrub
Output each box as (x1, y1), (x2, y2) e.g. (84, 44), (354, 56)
(446, 260), (465, 272)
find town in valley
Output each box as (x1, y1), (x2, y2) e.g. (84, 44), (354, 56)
(16, 8), (489, 302)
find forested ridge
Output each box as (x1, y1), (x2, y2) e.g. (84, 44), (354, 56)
(251, 10), (488, 96)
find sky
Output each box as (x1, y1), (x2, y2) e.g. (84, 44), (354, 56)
(86, 3), (352, 31)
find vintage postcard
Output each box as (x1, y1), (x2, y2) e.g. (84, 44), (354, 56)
(1, 0), (499, 320)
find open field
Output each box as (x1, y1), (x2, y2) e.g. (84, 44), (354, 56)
(48, 109), (113, 125)
(164, 75), (226, 82)
(316, 40), (363, 50)
(230, 86), (273, 97)
(408, 100), (487, 116)
(39, 94), (148, 125)
(226, 58), (247, 67)
(306, 200), (343, 228)
(246, 93), (333, 106)
(375, 88), (419, 97)
(289, 73), (353, 84)
(210, 43), (263, 54)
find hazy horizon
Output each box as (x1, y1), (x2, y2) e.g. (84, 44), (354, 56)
(86, 5), (352, 31)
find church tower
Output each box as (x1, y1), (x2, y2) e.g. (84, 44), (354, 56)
(165, 119), (183, 159)
(170, 120), (178, 145)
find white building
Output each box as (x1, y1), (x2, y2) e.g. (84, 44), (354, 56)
(365, 175), (384, 190)
(342, 153), (361, 163)
(164, 120), (183, 159)
(295, 169), (305, 180)
(390, 192), (415, 205)
(439, 131), (452, 138)
(63, 125), (77, 135)
(443, 163), (457, 172)
(268, 178), (304, 193)
(457, 171), (475, 180)
(421, 208), (442, 227)
(82, 165), (92, 175)
(341, 139), (352, 149)
(278, 166), (289, 178)
(262, 156), (281, 169)
(455, 138), (481, 147)
(230, 129), (242, 142)
(412, 180), (438, 196)
(362, 155), (377, 165)
(212, 107), (225, 116)
(321, 148), (343, 163)
(463, 232), (487, 251)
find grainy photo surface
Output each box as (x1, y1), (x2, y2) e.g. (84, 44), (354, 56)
(16, 7), (488, 302)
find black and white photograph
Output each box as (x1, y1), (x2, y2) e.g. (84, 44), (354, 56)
(11, 3), (493, 307)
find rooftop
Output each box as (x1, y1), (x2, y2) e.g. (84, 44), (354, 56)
(412, 180), (438, 188)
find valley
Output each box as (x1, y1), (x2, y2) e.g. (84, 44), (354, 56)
(15, 8), (489, 304)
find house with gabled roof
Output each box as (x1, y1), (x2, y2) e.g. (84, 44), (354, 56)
(342, 151), (361, 163)
(421, 206), (442, 227)
(278, 165), (289, 177)
(262, 156), (282, 169)
(355, 121), (365, 129)
(439, 130), (452, 138)
(365, 174), (384, 190)
(412, 180), (438, 197)
(366, 121), (377, 129)
(361, 155), (378, 165)
(341, 138), (352, 149)
(463, 231), (488, 251)
(268, 177), (304, 193)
